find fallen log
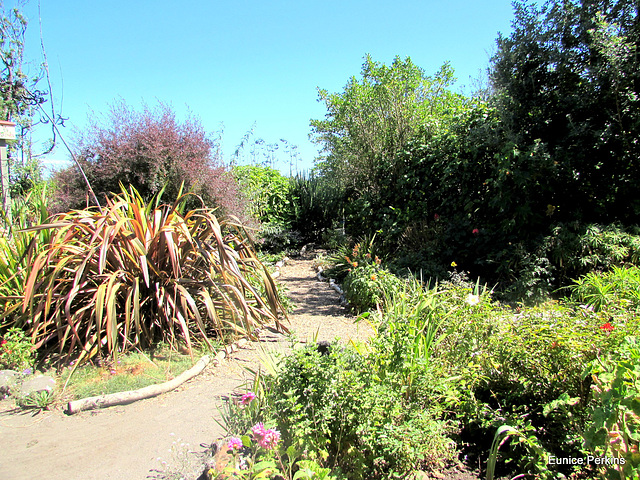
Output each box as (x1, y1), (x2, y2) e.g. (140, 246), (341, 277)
(66, 354), (211, 415)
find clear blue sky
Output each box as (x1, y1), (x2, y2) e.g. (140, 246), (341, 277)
(10, 0), (516, 176)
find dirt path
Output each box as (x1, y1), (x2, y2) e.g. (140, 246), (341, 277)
(0, 255), (373, 480)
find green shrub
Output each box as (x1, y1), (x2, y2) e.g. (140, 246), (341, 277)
(343, 265), (403, 313)
(443, 292), (637, 478)
(0, 327), (35, 370)
(257, 221), (302, 253)
(263, 344), (454, 480)
(323, 234), (384, 283)
(365, 276), (454, 398)
(233, 165), (292, 225)
(580, 336), (640, 479)
(287, 173), (344, 244)
(570, 265), (640, 312)
(320, 224), (348, 251)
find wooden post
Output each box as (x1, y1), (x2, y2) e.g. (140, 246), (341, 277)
(0, 120), (16, 235)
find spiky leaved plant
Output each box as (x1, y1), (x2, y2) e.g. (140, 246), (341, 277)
(0, 185), (53, 301)
(2, 185), (287, 365)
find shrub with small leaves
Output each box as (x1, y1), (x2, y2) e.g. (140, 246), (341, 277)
(0, 327), (34, 370)
(343, 265), (403, 313)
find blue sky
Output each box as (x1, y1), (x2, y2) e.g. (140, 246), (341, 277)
(11, 0), (516, 176)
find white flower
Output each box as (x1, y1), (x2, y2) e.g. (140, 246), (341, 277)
(465, 294), (480, 306)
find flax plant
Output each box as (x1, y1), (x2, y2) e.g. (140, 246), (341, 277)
(0, 185), (52, 300)
(2, 185), (287, 364)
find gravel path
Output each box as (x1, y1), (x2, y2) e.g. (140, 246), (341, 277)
(0, 255), (372, 480)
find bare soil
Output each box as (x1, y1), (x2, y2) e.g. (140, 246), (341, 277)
(0, 255), (374, 480)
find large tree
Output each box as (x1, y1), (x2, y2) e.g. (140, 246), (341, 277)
(310, 54), (465, 194)
(491, 0), (640, 224)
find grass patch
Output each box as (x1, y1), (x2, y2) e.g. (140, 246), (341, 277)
(60, 344), (217, 401)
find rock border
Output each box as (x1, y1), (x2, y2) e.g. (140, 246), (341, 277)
(316, 266), (349, 307)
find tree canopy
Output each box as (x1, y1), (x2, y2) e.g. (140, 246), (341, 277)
(53, 101), (243, 216)
(491, 0), (640, 224)
(310, 54), (465, 193)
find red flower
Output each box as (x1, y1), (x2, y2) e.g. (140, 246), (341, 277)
(0, 339), (6, 346)
(599, 322), (614, 332)
(434, 214), (440, 220)
(472, 228), (480, 235)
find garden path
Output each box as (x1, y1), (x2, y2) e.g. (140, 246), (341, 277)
(0, 254), (373, 480)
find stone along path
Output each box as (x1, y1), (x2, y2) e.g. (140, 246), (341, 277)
(0, 255), (373, 480)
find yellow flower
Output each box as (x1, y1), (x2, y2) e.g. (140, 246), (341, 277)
(546, 204), (556, 216)
(451, 261), (457, 267)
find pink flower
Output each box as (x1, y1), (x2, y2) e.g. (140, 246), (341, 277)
(251, 422), (267, 439)
(0, 339), (6, 346)
(472, 228), (480, 235)
(227, 437), (243, 451)
(251, 423), (280, 450)
(434, 214), (440, 220)
(258, 428), (281, 449)
(240, 392), (256, 405)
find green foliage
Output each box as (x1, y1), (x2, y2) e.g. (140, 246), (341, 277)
(0, 183), (52, 300)
(287, 173), (343, 244)
(0, 326), (34, 370)
(16, 388), (54, 412)
(263, 344), (454, 480)
(257, 221), (302, 253)
(548, 223), (640, 280)
(320, 226), (348, 251)
(486, 425), (551, 480)
(233, 165), (292, 225)
(229, 265), (640, 478)
(233, 165), (298, 252)
(442, 287), (637, 477)
(343, 265), (402, 313)
(570, 266), (640, 312)
(1, 186), (286, 365)
(311, 54), (464, 194)
(216, 386), (268, 439)
(581, 336), (640, 479)
(307, 1), (640, 302)
(491, 0), (640, 224)
(322, 234), (383, 283)
(365, 276), (456, 402)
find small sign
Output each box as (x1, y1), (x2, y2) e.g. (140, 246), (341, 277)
(0, 121), (16, 140)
